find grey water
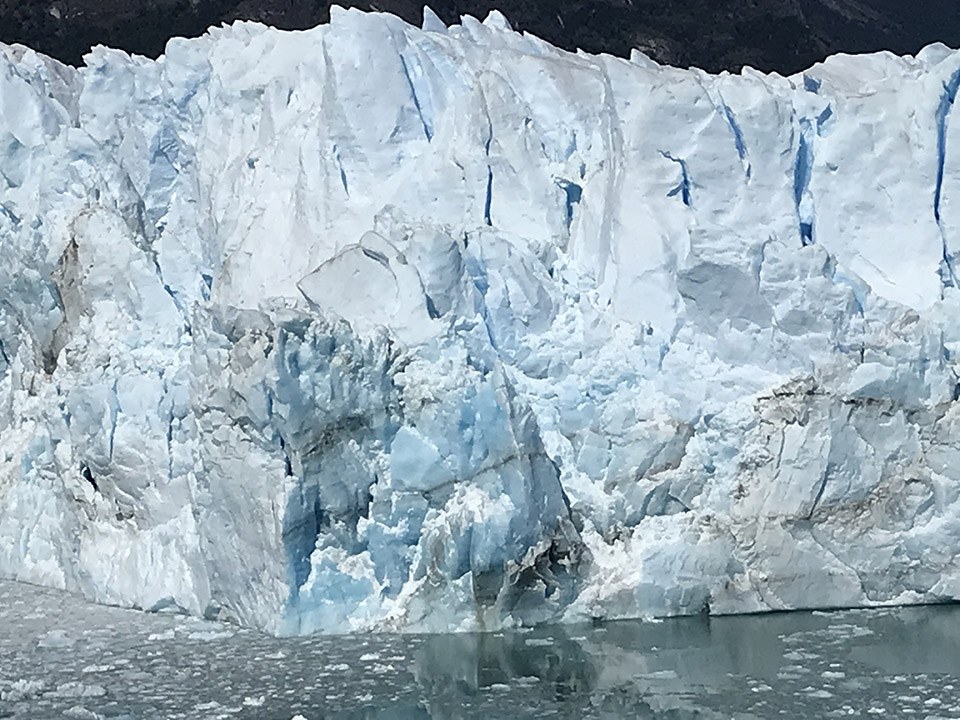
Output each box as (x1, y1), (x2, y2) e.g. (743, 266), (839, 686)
(2, 580), (960, 719)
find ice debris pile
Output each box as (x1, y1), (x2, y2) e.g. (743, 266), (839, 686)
(3, 7), (960, 635)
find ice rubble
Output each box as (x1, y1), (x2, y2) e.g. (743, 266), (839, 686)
(3, 8), (960, 634)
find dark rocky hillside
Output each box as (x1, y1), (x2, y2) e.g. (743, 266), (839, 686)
(1, 0), (959, 75)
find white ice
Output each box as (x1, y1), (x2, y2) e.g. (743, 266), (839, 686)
(2, 8), (960, 634)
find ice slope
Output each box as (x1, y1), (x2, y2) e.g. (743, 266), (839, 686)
(3, 8), (960, 635)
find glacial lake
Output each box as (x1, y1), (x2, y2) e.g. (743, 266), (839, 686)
(2, 580), (960, 719)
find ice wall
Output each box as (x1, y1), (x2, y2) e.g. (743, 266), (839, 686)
(3, 8), (960, 634)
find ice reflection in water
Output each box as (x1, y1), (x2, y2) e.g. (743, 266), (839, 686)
(2, 580), (960, 718)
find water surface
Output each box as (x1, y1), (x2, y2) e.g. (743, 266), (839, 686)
(2, 580), (959, 718)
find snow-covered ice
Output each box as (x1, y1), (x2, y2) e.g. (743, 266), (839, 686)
(3, 7), (960, 634)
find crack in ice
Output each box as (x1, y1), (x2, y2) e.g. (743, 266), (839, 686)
(934, 68), (960, 289)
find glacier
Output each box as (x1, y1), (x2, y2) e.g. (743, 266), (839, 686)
(3, 7), (960, 635)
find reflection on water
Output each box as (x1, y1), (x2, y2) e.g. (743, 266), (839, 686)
(2, 580), (960, 719)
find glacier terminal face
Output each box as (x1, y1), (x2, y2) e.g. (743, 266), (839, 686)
(3, 9), (960, 634)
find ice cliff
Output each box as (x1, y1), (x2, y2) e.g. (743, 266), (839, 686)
(3, 8), (960, 635)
